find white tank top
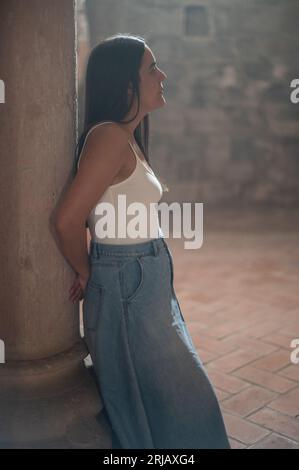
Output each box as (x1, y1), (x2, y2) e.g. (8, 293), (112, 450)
(77, 121), (164, 244)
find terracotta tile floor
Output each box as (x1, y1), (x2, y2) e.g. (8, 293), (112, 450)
(166, 206), (299, 449)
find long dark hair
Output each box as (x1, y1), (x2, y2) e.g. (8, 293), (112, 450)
(74, 33), (168, 228)
(74, 33), (150, 177)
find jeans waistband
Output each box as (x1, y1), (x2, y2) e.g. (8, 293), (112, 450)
(89, 236), (167, 258)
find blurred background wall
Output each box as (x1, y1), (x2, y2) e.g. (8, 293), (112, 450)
(77, 0), (299, 208)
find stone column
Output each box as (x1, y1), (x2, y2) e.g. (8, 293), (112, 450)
(0, 0), (111, 448)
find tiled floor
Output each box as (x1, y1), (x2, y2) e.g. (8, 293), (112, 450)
(167, 206), (299, 449)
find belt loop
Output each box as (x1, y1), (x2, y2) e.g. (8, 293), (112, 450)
(151, 240), (158, 256)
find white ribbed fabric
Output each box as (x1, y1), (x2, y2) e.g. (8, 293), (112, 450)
(77, 121), (164, 244)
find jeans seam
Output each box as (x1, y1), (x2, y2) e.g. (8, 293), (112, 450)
(83, 283), (105, 331)
(119, 256), (144, 304)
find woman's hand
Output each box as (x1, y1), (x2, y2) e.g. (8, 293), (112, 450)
(69, 272), (89, 303)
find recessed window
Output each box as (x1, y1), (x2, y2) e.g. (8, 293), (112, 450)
(185, 5), (210, 37)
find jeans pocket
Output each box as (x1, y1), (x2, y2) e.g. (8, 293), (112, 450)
(83, 281), (104, 330)
(119, 257), (144, 302)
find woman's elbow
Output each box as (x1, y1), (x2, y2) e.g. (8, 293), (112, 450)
(51, 209), (70, 233)
(53, 214), (85, 235)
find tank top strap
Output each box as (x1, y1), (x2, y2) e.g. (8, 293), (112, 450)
(77, 121), (121, 170)
(77, 121), (154, 177)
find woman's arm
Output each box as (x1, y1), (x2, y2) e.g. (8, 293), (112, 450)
(51, 123), (128, 282)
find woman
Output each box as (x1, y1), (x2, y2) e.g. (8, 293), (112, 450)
(53, 33), (231, 449)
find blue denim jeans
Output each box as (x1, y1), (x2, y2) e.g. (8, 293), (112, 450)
(83, 236), (231, 449)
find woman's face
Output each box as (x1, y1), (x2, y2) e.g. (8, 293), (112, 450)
(136, 45), (167, 112)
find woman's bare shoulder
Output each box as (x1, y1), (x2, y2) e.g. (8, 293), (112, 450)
(78, 121), (129, 169)
(86, 121), (128, 146)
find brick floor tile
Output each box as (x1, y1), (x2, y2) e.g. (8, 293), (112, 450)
(190, 332), (238, 355)
(222, 412), (270, 445)
(243, 320), (283, 339)
(261, 295), (298, 312)
(196, 348), (218, 364)
(278, 365), (299, 382)
(207, 348), (264, 373)
(205, 368), (250, 394)
(248, 407), (299, 442)
(250, 350), (292, 372)
(214, 387), (230, 402)
(268, 387), (299, 417)
(229, 438), (247, 449)
(248, 433), (299, 449)
(222, 335), (278, 356)
(233, 365), (298, 393)
(262, 332), (299, 350)
(221, 385), (277, 417)
(202, 321), (249, 339)
(188, 300), (226, 315)
(180, 308), (210, 325)
(279, 324), (299, 337)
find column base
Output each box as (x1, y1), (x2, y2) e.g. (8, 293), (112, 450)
(0, 340), (113, 449)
